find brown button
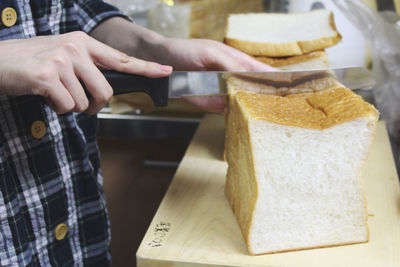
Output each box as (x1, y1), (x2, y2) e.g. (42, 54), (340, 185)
(31, 121), (46, 139)
(1, 7), (17, 27)
(54, 223), (68, 241)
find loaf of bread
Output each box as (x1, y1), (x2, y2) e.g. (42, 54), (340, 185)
(224, 10), (341, 57)
(224, 86), (379, 255)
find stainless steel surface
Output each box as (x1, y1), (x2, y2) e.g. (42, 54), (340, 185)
(98, 109), (201, 142)
(167, 67), (376, 98)
(168, 71), (221, 98)
(142, 160), (180, 168)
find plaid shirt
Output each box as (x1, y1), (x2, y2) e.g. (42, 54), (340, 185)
(0, 1), (125, 266)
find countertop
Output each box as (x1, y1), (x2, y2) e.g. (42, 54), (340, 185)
(137, 114), (400, 266)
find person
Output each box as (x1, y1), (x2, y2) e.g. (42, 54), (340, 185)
(0, 0), (273, 266)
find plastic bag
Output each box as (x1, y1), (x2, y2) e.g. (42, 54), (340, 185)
(333, 0), (400, 141)
(147, 0), (263, 41)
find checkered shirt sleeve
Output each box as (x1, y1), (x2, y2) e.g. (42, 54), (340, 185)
(0, 1), (128, 266)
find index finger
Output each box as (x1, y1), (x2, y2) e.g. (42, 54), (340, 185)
(222, 45), (279, 72)
(85, 37), (173, 77)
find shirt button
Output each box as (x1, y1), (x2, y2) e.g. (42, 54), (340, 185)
(31, 120), (47, 139)
(1, 7), (17, 27)
(54, 223), (68, 241)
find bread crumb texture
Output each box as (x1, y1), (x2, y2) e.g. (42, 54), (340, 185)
(237, 87), (379, 129)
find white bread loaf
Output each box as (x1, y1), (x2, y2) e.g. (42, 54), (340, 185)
(224, 87), (379, 255)
(254, 51), (330, 70)
(224, 10), (341, 57)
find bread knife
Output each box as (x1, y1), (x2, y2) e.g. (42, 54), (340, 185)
(96, 67), (375, 107)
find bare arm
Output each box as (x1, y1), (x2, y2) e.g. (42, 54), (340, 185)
(89, 17), (165, 62)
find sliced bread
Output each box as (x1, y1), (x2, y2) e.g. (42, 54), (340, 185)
(222, 70), (343, 96)
(224, 10), (341, 57)
(224, 87), (379, 255)
(254, 51), (330, 70)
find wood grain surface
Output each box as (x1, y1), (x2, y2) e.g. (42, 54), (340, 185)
(137, 114), (400, 267)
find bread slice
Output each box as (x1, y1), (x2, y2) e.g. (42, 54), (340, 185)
(224, 10), (341, 57)
(222, 70), (343, 96)
(225, 87), (379, 255)
(254, 51), (330, 70)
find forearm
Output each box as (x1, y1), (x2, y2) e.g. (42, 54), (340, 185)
(89, 17), (168, 63)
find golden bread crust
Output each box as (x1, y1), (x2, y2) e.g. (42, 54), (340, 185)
(224, 93), (258, 246)
(224, 38), (303, 57)
(236, 87), (379, 130)
(254, 51), (329, 67)
(224, 34), (341, 57)
(225, 73), (343, 96)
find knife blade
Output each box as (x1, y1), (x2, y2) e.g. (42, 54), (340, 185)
(100, 67), (375, 107)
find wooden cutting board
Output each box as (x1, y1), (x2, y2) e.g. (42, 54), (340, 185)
(137, 114), (400, 267)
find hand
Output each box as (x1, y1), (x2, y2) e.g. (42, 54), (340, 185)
(91, 18), (276, 113)
(90, 18), (275, 72)
(160, 38), (277, 72)
(160, 38), (278, 113)
(0, 31), (172, 114)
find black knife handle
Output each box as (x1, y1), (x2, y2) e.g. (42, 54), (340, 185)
(83, 70), (169, 107)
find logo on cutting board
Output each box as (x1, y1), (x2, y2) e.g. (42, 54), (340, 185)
(147, 221), (172, 248)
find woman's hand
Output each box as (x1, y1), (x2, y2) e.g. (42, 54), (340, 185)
(159, 38), (278, 113)
(90, 18), (277, 113)
(0, 31), (172, 114)
(159, 38), (277, 72)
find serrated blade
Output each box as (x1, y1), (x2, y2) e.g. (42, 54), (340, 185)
(167, 67), (376, 98)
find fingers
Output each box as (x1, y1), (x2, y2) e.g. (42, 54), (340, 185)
(201, 45), (247, 71)
(43, 79), (75, 114)
(99, 55), (173, 78)
(220, 43), (279, 72)
(239, 55), (280, 72)
(193, 39), (278, 72)
(82, 38), (174, 114)
(59, 68), (89, 112)
(41, 62), (107, 115)
(182, 95), (226, 114)
(43, 32), (173, 114)
(35, 45), (90, 114)
(30, 62), (78, 114)
(86, 37), (173, 77)
(73, 60), (113, 115)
